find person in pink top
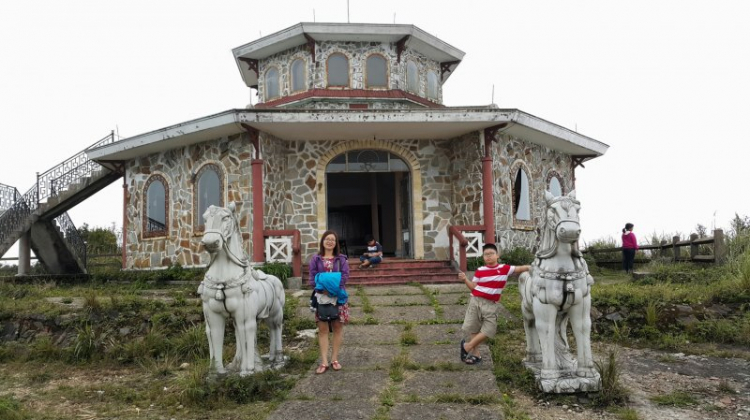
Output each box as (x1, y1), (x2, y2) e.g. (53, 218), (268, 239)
(621, 223), (638, 273)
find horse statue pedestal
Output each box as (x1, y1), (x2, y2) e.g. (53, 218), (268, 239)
(198, 204), (287, 377)
(519, 191), (601, 393)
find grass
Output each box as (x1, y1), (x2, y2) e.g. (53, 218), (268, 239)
(650, 391), (698, 407)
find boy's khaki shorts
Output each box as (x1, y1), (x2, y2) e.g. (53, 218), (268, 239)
(462, 296), (499, 338)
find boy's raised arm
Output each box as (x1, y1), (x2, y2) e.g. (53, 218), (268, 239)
(457, 271), (476, 290)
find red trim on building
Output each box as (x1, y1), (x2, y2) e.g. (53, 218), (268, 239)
(255, 89), (444, 109)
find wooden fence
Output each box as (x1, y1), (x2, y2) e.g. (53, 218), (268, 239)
(584, 229), (726, 266)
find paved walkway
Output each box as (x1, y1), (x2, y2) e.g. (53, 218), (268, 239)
(268, 284), (513, 420)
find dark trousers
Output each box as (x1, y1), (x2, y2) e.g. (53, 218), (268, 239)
(622, 248), (636, 273)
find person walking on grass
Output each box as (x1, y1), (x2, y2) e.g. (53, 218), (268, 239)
(621, 223), (638, 274)
(309, 230), (350, 374)
(457, 243), (530, 365)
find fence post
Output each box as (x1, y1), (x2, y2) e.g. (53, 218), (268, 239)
(713, 229), (726, 264)
(660, 240), (668, 259)
(672, 235), (680, 262)
(689, 233), (699, 260)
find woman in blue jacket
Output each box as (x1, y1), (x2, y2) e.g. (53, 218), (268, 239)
(309, 230), (350, 374)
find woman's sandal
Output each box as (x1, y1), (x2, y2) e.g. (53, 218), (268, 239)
(465, 355), (482, 365)
(315, 364), (329, 374)
(331, 360), (342, 371)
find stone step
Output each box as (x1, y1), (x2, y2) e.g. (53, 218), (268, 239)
(347, 274), (458, 286)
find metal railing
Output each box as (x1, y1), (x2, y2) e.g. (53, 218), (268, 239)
(0, 131), (116, 263)
(0, 183), (20, 214)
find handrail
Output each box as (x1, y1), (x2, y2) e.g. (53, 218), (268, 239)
(37, 131), (115, 203)
(263, 229), (301, 277)
(0, 132), (116, 263)
(55, 211), (87, 267)
(0, 183), (20, 214)
(448, 225), (474, 272)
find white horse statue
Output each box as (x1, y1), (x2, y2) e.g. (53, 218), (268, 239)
(518, 190), (601, 393)
(197, 204), (286, 376)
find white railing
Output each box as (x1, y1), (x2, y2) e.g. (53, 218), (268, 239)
(464, 231), (483, 258)
(265, 236), (293, 263)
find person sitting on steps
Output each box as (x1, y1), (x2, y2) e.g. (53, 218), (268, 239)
(359, 234), (383, 269)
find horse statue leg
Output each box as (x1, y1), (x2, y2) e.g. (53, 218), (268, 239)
(203, 303), (227, 375)
(568, 286), (596, 378)
(533, 297), (560, 379)
(519, 272), (542, 363)
(234, 293), (258, 376)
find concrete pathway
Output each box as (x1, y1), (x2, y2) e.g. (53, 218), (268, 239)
(270, 284), (510, 420)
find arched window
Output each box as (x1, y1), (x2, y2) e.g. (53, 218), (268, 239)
(549, 176), (563, 197)
(193, 164), (224, 231)
(291, 58), (306, 93)
(366, 54), (387, 88)
(143, 174), (168, 237)
(513, 167), (531, 221)
(427, 71), (438, 100)
(327, 53), (349, 87)
(406, 61), (419, 93)
(265, 67), (280, 100)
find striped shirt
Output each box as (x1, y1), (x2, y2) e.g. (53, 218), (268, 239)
(471, 264), (515, 302)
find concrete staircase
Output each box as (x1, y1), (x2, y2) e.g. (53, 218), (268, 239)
(304, 258), (459, 286)
(0, 132), (121, 274)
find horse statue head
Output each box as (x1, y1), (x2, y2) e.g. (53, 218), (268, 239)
(536, 190), (582, 260)
(201, 203), (248, 269)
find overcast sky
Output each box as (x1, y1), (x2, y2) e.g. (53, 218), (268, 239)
(1, 0), (748, 258)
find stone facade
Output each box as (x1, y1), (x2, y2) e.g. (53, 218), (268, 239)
(257, 40), (442, 108)
(490, 132), (574, 252)
(122, 128), (575, 268)
(124, 134), (253, 269)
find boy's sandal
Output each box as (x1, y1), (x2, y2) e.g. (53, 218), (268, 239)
(465, 355), (482, 365)
(331, 360), (342, 371)
(315, 364), (329, 374)
(460, 339), (468, 361)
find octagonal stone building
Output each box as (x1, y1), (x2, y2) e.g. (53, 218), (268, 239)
(87, 22), (608, 272)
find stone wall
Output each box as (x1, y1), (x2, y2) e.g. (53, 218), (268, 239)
(262, 132), (287, 230)
(489, 132), (574, 252)
(124, 134), (253, 269)
(257, 40), (442, 107)
(450, 131), (484, 226)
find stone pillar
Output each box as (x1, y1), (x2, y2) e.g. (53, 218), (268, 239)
(122, 177), (128, 269)
(713, 229), (726, 264)
(252, 159), (265, 263)
(17, 231), (31, 276)
(482, 155), (495, 244)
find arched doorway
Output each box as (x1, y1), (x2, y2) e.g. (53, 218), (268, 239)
(326, 150), (412, 258)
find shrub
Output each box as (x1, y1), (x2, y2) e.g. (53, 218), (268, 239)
(259, 262), (292, 286)
(500, 247), (535, 266)
(593, 348), (629, 406)
(0, 395), (28, 420)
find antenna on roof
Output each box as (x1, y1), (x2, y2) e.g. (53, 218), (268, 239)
(313, 9), (316, 22)
(394, 13), (396, 24)
(491, 84), (495, 105)
(347, 0), (350, 23)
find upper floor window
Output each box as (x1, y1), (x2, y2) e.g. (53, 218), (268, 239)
(406, 61), (419, 93)
(327, 53), (349, 87)
(513, 167), (531, 221)
(548, 176), (563, 197)
(143, 174), (168, 238)
(194, 163), (224, 231)
(427, 71), (438, 100)
(265, 67), (280, 100)
(291, 58), (306, 92)
(366, 54), (388, 88)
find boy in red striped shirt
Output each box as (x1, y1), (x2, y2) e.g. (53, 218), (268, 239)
(458, 243), (530, 365)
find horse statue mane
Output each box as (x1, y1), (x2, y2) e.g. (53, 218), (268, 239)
(198, 204), (286, 377)
(518, 190), (601, 393)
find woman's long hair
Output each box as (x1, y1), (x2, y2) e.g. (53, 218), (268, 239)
(318, 230), (340, 256)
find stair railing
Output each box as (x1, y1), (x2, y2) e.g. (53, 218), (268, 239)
(54, 211), (87, 267)
(0, 131), (117, 259)
(0, 183), (20, 214)
(40, 131), (116, 201)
